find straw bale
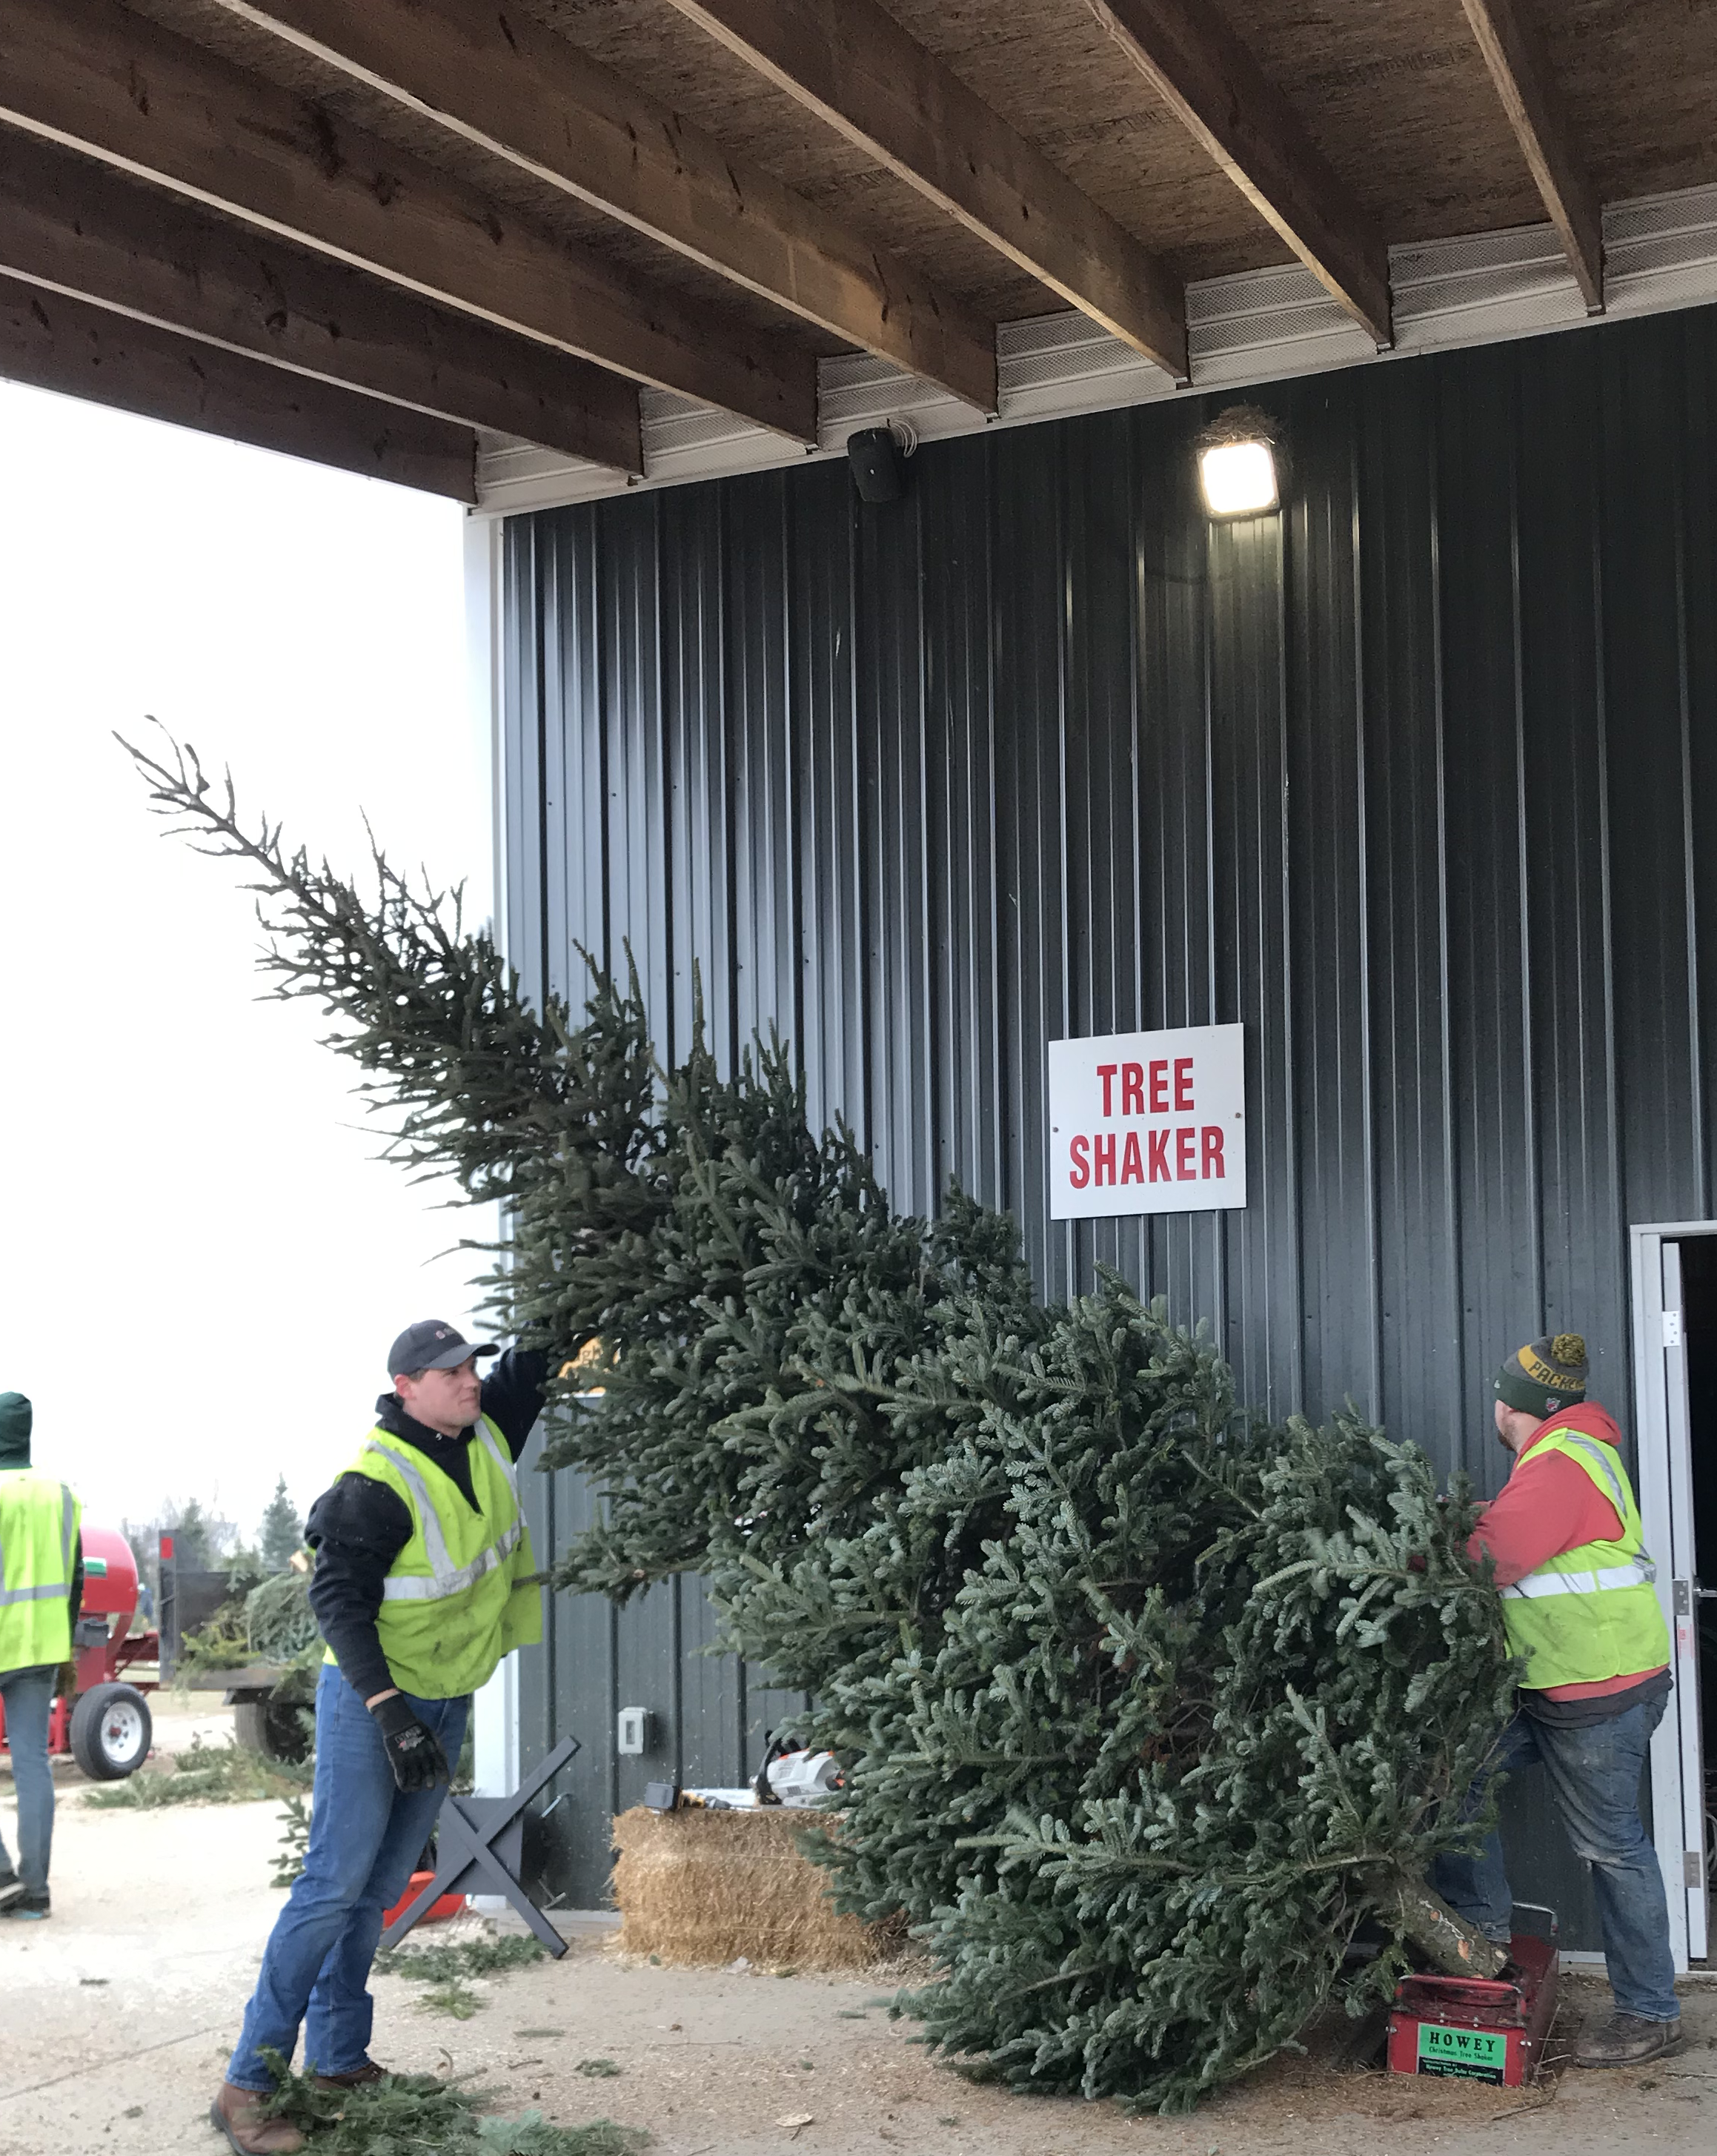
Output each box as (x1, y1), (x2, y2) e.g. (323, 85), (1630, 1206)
(611, 1805), (887, 1971)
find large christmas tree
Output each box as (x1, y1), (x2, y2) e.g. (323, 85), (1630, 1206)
(129, 732), (1515, 2112)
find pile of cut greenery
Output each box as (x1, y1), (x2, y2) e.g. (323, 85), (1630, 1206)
(85, 1732), (312, 1810)
(376, 1932), (547, 2020)
(130, 729), (1515, 2114)
(259, 2059), (646, 2156)
(179, 1563), (322, 1762)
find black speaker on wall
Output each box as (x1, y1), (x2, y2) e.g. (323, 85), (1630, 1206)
(846, 425), (906, 503)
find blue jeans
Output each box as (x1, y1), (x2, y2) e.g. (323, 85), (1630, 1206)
(0, 1665), (56, 1894)
(228, 1663), (470, 2091)
(1434, 1693), (1678, 2021)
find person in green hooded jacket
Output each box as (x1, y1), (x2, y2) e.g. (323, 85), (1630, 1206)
(0, 1390), (84, 1918)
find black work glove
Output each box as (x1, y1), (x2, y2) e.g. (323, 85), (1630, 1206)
(370, 1693), (451, 1795)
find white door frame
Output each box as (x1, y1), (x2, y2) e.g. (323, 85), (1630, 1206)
(465, 508), (524, 1820)
(1629, 1219), (1714, 1969)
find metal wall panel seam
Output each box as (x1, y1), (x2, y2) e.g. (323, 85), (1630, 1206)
(1198, 506), (1221, 1352)
(1055, 440), (1075, 1295)
(1507, 367), (1547, 1335)
(1687, 330), (1717, 1215)
(1349, 415), (1385, 1419)
(1426, 368), (1468, 1479)
(1671, 331), (1707, 1217)
(1590, 357), (1625, 1415)
(786, 476), (807, 1089)
(1272, 508), (1300, 1424)
(912, 480), (939, 1210)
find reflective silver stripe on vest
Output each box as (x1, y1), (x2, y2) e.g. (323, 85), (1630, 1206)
(1501, 1560), (1658, 1600)
(1506, 1433), (1660, 1595)
(473, 1417), (519, 1497)
(1551, 1433), (1629, 1521)
(368, 1424), (522, 1605)
(0, 1477), (76, 1603)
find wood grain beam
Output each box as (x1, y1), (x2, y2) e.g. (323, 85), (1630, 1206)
(211, 0), (997, 414)
(661, 0), (1188, 383)
(0, 130), (641, 470)
(0, 271), (476, 497)
(1458, 0), (1603, 311)
(0, 0), (814, 440)
(1085, 0), (1392, 345)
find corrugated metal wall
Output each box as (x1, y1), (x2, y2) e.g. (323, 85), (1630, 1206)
(501, 306), (1717, 1932)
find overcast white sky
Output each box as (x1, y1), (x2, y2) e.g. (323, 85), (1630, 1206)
(0, 382), (498, 1548)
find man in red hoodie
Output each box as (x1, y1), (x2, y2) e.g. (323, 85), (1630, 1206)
(1434, 1333), (1679, 2067)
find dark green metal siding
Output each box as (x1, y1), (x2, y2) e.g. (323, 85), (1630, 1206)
(502, 307), (1717, 1932)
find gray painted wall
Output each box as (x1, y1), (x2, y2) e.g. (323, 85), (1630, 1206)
(500, 306), (1717, 1938)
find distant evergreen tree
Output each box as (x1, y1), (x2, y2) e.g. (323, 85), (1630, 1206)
(259, 1476), (304, 1573)
(127, 728), (1515, 2112)
(166, 1497), (217, 1573)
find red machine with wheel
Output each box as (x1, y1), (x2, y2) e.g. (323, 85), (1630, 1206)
(0, 1522), (159, 1779)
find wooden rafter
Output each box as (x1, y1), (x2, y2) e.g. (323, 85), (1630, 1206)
(1458, 0), (1603, 311)
(210, 0), (997, 415)
(0, 130), (642, 471)
(661, 0), (1189, 383)
(1085, 0), (1392, 346)
(0, 0), (815, 441)
(0, 273), (476, 497)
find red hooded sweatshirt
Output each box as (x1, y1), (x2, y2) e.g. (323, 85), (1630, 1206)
(1467, 1401), (1670, 1702)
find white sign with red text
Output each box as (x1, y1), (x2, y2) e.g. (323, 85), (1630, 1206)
(1047, 1024), (1246, 1219)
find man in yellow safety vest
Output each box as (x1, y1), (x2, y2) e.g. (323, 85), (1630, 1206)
(0, 1389), (83, 1921)
(210, 1323), (545, 2156)
(1435, 1333), (1679, 2068)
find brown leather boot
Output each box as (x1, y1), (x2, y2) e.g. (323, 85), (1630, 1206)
(313, 2061), (387, 2091)
(1572, 2012), (1684, 2068)
(208, 2083), (306, 2155)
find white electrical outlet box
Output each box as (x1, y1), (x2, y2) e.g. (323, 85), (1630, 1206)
(617, 1706), (651, 1756)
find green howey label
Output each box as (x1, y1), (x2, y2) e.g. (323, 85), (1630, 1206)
(1416, 2021), (1507, 2080)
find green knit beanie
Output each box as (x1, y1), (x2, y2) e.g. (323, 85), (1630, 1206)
(1495, 1333), (1587, 1419)
(0, 1392), (31, 1469)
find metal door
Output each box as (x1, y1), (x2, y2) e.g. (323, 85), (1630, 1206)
(1630, 1225), (1712, 1966)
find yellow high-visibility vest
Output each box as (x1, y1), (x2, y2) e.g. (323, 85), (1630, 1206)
(322, 1413), (541, 1699)
(0, 1469), (81, 1672)
(1498, 1428), (1670, 1689)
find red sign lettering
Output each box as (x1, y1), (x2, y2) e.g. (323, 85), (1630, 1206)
(1176, 1127), (1197, 1180)
(1202, 1126), (1225, 1178)
(1149, 1059), (1169, 1113)
(1097, 1063), (1118, 1116)
(1149, 1130), (1170, 1181)
(1069, 1135), (1090, 1188)
(1174, 1057), (1195, 1110)
(1094, 1133), (1116, 1185)
(1121, 1131), (1145, 1183)
(1120, 1062), (1144, 1115)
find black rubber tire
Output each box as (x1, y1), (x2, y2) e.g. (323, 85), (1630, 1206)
(69, 1682), (153, 1779)
(233, 1699), (270, 1755)
(233, 1691), (312, 1764)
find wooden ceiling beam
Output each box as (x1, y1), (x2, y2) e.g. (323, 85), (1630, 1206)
(1458, 0), (1603, 311)
(1086, 0), (1392, 346)
(0, 130), (641, 471)
(209, 0), (997, 415)
(661, 0), (1188, 383)
(0, 0), (814, 441)
(0, 271), (476, 497)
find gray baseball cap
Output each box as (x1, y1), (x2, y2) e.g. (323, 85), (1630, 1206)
(387, 1319), (498, 1379)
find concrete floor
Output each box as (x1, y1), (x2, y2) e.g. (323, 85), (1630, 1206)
(4, 1703), (1716, 2155)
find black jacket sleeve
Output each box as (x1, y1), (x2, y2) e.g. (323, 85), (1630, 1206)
(305, 1473), (414, 1701)
(481, 1347), (549, 1462)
